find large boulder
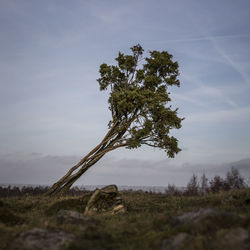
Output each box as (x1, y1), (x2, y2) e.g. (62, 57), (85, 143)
(8, 228), (75, 250)
(84, 185), (126, 216)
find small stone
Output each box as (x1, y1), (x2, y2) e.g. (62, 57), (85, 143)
(56, 210), (96, 229)
(174, 208), (233, 225)
(112, 204), (126, 215)
(8, 228), (75, 250)
(218, 227), (249, 250)
(161, 233), (189, 250)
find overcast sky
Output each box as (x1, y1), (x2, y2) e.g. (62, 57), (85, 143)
(0, 0), (250, 187)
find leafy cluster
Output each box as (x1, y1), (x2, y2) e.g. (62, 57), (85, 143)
(97, 44), (183, 157)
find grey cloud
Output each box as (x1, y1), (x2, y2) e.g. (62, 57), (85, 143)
(0, 153), (79, 185)
(220, 158), (250, 174)
(1, 153), (249, 187)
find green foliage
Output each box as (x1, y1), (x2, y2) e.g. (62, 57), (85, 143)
(97, 44), (183, 157)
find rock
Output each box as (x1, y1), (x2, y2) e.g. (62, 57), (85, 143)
(101, 185), (118, 193)
(161, 233), (190, 250)
(84, 185), (126, 216)
(173, 208), (233, 225)
(218, 227), (249, 250)
(56, 209), (96, 229)
(8, 228), (75, 250)
(112, 204), (126, 215)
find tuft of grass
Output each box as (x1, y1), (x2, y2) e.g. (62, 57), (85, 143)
(0, 206), (22, 226)
(45, 195), (90, 216)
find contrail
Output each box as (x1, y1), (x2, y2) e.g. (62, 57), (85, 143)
(149, 33), (250, 44)
(209, 36), (250, 86)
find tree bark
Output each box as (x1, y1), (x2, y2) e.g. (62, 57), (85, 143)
(46, 121), (126, 196)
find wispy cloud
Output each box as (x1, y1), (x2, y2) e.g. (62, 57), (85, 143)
(209, 37), (250, 86)
(191, 84), (238, 107)
(178, 74), (238, 108)
(186, 106), (250, 123)
(152, 33), (250, 44)
(171, 93), (206, 107)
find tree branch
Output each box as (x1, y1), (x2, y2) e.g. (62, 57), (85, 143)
(141, 141), (158, 148)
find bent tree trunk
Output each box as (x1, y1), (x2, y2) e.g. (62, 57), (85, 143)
(46, 121), (127, 196)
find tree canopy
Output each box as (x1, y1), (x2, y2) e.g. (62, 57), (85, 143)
(97, 44), (183, 157)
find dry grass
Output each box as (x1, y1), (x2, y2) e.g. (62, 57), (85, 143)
(0, 189), (250, 249)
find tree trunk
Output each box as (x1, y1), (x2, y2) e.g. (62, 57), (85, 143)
(46, 121), (126, 196)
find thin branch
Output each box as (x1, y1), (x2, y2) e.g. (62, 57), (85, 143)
(142, 141), (159, 148)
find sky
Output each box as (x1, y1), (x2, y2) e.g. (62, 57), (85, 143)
(0, 0), (250, 187)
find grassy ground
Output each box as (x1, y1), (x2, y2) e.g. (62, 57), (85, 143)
(0, 189), (250, 249)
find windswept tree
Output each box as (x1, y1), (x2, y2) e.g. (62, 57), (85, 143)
(47, 44), (183, 195)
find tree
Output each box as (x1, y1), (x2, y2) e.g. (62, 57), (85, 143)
(209, 175), (225, 193)
(47, 44), (183, 196)
(225, 167), (245, 189)
(185, 174), (199, 195)
(200, 173), (209, 195)
(165, 184), (182, 196)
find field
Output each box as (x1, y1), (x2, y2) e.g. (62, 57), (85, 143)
(0, 188), (250, 249)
